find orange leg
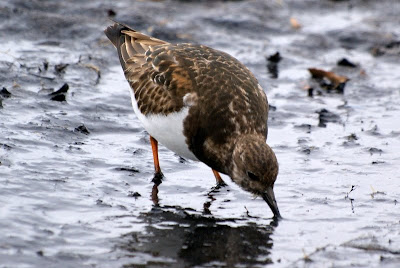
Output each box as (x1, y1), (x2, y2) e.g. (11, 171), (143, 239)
(150, 136), (163, 183)
(212, 169), (227, 186)
(150, 136), (161, 173)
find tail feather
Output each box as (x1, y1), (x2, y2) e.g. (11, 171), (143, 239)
(104, 21), (168, 71)
(104, 23), (126, 48)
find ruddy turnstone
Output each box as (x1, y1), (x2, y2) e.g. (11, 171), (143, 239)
(105, 22), (281, 218)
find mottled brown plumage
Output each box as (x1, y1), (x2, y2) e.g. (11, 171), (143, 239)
(105, 22), (281, 218)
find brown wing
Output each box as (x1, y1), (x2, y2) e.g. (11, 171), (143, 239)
(104, 22), (194, 115)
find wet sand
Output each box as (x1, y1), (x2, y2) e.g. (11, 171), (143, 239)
(1, 0), (400, 267)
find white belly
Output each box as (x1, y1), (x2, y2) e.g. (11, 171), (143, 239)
(129, 90), (198, 161)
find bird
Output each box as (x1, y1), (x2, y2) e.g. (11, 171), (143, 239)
(104, 21), (281, 219)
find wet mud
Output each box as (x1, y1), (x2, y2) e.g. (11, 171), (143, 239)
(1, 0), (400, 267)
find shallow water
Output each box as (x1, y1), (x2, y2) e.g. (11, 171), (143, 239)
(1, 0), (400, 267)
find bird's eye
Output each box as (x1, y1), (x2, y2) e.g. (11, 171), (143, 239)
(247, 171), (259, 181)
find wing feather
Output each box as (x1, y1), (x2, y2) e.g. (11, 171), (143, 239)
(105, 22), (194, 115)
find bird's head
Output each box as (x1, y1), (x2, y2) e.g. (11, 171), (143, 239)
(230, 134), (281, 219)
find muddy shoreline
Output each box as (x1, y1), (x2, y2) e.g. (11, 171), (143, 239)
(1, 0), (400, 267)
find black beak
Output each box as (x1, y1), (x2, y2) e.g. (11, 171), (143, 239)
(262, 187), (282, 219)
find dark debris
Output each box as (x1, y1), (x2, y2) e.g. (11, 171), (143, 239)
(0, 87), (12, 98)
(308, 68), (349, 94)
(368, 147), (383, 155)
(337, 58), (357, 67)
(128, 191), (141, 198)
(266, 52), (282, 79)
(116, 167), (140, 173)
(294, 124), (313, 133)
(316, 109), (341, 127)
(50, 94), (66, 102)
(107, 9), (116, 17)
(371, 40), (400, 57)
(49, 83), (69, 102)
(54, 63), (69, 74)
(74, 124), (90, 135)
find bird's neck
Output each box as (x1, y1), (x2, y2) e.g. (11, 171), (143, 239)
(228, 133), (266, 175)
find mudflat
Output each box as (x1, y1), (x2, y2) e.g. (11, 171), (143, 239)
(1, 0), (399, 267)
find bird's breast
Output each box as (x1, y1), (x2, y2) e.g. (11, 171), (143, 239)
(129, 89), (198, 161)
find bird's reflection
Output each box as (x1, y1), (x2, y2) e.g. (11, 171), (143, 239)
(203, 183), (225, 215)
(151, 183), (160, 206)
(119, 183), (278, 267)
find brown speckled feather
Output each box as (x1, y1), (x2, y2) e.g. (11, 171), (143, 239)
(105, 23), (269, 174)
(105, 23), (194, 115)
(180, 45), (269, 174)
